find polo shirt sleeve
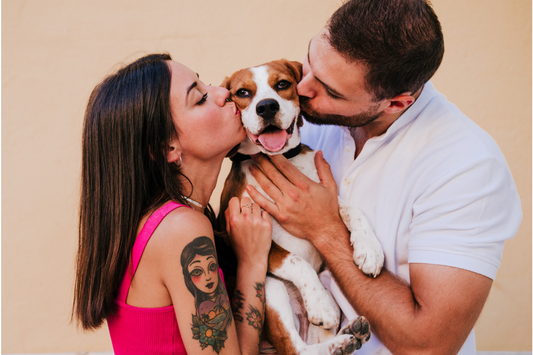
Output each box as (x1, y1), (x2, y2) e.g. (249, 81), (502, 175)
(408, 153), (522, 280)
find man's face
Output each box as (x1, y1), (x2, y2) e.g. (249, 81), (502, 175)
(297, 28), (387, 127)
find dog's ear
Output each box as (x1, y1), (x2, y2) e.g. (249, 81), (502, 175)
(220, 76), (232, 89)
(283, 60), (303, 83)
(297, 113), (304, 128)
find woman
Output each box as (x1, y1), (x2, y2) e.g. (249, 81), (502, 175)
(73, 53), (272, 355)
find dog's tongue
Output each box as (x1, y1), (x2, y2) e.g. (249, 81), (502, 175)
(258, 129), (289, 152)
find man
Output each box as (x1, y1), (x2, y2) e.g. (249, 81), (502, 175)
(246, 1), (522, 354)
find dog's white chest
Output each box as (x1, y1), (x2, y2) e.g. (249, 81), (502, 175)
(241, 151), (323, 271)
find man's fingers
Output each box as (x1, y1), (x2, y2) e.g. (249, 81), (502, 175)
(252, 154), (297, 192)
(269, 153), (304, 181)
(246, 185), (280, 218)
(249, 163), (284, 202)
(315, 150), (337, 193)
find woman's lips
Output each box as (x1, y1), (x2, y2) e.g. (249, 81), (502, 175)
(206, 282), (214, 289)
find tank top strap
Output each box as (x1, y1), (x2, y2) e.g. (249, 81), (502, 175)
(117, 201), (190, 303)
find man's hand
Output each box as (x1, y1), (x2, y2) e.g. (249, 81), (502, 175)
(246, 151), (346, 244)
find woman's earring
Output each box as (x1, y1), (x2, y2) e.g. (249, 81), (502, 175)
(175, 155), (182, 168)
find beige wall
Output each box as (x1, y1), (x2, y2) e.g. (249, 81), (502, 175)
(2, 0), (530, 353)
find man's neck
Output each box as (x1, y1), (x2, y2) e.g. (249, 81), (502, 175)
(349, 88), (422, 159)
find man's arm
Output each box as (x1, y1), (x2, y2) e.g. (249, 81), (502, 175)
(246, 152), (492, 355)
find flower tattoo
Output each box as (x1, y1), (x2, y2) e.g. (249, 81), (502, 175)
(246, 305), (262, 333)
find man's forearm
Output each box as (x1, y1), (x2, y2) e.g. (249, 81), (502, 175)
(312, 224), (485, 355)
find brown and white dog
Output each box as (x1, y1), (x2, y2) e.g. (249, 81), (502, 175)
(219, 59), (384, 355)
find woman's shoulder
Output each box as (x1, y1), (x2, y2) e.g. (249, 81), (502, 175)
(150, 205), (214, 250)
(141, 205), (216, 282)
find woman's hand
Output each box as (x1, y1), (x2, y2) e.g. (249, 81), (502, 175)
(225, 196), (272, 269)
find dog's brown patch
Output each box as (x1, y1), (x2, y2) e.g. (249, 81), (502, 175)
(266, 60), (302, 103)
(221, 69), (257, 111)
(265, 303), (299, 355)
(268, 242), (291, 273)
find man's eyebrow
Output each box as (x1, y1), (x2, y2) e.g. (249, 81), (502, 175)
(307, 38), (346, 100)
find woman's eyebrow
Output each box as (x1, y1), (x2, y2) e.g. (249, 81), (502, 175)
(186, 81), (198, 100)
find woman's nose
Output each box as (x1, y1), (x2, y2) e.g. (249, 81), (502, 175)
(214, 86), (231, 106)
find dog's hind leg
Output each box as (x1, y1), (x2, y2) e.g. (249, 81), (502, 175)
(265, 277), (356, 355)
(268, 243), (340, 330)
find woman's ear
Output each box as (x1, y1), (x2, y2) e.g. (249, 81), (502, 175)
(166, 136), (182, 164)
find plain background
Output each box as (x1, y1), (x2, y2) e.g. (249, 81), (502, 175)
(2, 0), (531, 353)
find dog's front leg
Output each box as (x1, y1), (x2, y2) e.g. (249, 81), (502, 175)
(338, 198), (384, 277)
(268, 242), (340, 330)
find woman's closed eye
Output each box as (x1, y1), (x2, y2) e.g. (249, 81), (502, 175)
(196, 93), (208, 105)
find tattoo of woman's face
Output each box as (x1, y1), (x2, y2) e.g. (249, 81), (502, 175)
(188, 254), (219, 295)
(181, 236), (231, 354)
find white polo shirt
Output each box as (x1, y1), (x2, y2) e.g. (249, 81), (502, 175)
(301, 81), (522, 354)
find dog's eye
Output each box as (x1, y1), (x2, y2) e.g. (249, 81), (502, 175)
(276, 80), (291, 90)
(235, 89), (251, 98)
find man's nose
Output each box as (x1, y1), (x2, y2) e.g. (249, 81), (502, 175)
(297, 74), (316, 99)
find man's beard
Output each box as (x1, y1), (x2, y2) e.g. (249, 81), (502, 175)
(300, 97), (383, 128)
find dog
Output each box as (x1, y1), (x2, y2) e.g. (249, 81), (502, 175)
(218, 59), (385, 355)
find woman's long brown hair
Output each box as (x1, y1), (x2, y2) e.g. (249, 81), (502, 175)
(73, 53), (207, 330)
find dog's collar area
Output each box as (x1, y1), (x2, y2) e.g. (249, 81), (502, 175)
(230, 143), (303, 162)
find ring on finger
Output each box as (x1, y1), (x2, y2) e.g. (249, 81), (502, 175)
(242, 204), (253, 210)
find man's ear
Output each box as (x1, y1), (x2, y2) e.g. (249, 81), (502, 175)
(166, 136), (182, 164)
(383, 93), (415, 115)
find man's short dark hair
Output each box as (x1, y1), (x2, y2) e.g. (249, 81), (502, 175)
(326, 0), (444, 101)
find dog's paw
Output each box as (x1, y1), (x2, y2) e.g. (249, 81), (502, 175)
(329, 334), (359, 355)
(303, 288), (340, 330)
(339, 316), (371, 350)
(351, 234), (384, 277)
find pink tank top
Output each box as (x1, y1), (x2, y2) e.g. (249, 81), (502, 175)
(108, 201), (189, 354)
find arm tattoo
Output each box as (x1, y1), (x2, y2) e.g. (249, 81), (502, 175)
(231, 290), (245, 322)
(246, 305), (263, 334)
(254, 282), (265, 305)
(182, 237), (231, 354)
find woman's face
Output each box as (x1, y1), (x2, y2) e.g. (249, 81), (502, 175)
(167, 61), (245, 162)
(188, 254), (219, 295)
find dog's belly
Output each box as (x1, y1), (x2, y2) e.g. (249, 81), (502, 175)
(240, 152), (323, 271)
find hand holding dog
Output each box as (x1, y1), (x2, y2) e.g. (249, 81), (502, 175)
(247, 151), (348, 246)
(225, 196), (273, 269)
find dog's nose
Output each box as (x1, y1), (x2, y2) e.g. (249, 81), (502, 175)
(256, 99), (280, 120)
